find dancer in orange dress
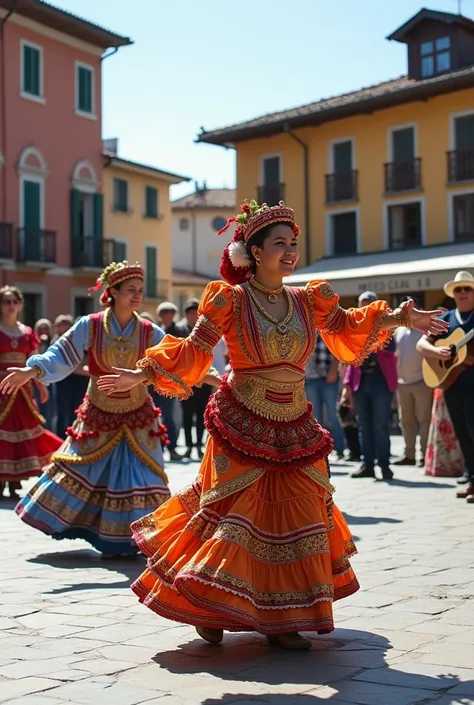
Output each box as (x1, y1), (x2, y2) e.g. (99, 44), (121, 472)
(0, 286), (61, 499)
(98, 200), (447, 650)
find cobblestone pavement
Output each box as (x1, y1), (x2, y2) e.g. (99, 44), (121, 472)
(1, 437), (474, 705)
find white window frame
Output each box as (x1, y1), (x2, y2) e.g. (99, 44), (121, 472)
(75, 61), (96, 120)
(259, 153), (283, 185)
(447, 187), (474, 242)
(382, 196), (426, 250)
(386, 122), (418, 161)
(328, 137), (356, 172)
(20, 39), (45, 104)
(325, 206), (361, 257)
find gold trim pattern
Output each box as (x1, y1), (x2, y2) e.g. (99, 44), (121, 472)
(231, 286), (257, 364)
(188, 315), (222, 355)
(88, 376), (148, 413)
(0, 352), (27, 363)
(53, 424), (168, 483)
(200, 467), (266, 507)
(182, 561), (334, 608)
(213, 519), (330, 564)
(319, 282), (335, 299)
(212, 293), (228, 308)
(228, 371), (306, 422)
(213, 454), (230, 475)
(0, 426), (43, 442)
(136, 357), (193, 400)
(299, 465), (335, 496)
(352, 310), (393, 367)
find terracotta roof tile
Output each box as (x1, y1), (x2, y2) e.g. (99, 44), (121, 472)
(172, 188), (235, 210)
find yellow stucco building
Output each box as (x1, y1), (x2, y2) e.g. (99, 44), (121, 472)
(198, 8), (474, 310)
(103, 146), (190, 315)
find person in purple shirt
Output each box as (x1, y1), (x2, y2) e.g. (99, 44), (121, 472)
(341, 291), (398, 481)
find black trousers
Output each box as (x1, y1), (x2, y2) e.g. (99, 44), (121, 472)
(444, 378), (474, 481)
(181, 384), (211, 448)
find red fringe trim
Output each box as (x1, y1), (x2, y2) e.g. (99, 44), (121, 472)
(75, 394), (163, 433)
(204, 380), (333, 471)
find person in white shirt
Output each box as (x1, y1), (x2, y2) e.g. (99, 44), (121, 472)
(394, 297), (433, 468)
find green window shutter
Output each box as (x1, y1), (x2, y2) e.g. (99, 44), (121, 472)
(70, 189), (81, 239)
(93, 193), (104, 266)
(145, 246), (157, 297)
(23, 180), (41, 230)
(145, 186), (158, 218)
(114, 241), (127, 261)
(78, 66), (92, 113)
(114, 179), (128, 211)
(455, 115), (474, 150)
(333, 141), (352, 172)
(23, 45), (40, 96)
(392, 128), (415, 161)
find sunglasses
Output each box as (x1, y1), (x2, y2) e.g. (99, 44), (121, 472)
(454, 286), (474, 294)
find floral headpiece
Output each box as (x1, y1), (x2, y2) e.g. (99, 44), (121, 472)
(89, 261), (144, 306)
(218, 200), (299, 285)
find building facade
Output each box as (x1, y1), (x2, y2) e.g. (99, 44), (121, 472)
(0, 0), (131, 325)
(172, 185), (235, 278)
(103, 147), (190, 317)
(198, 8), (474, 309)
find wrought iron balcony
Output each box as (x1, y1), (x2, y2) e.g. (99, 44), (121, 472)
(145, 279), (170, 300)
(0, 222), (13, 259)
(325, 171), (358, 203)
(257, 183), (285, 206)
(71, 236), (119, 268)
(384, 158), (422, 193)
(447, 148), (474, 183)
(16, 228), (56, 264)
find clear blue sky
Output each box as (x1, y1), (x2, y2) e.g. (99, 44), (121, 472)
(54, 0), (472, 199)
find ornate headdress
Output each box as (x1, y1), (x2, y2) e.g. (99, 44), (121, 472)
(90, 261), (144, 306)
(217, 200), (300, 285)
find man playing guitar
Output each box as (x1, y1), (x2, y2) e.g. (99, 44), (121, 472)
(417, 271), (474, 503)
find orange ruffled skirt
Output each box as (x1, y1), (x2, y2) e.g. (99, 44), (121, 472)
(131, 436), (358, 634)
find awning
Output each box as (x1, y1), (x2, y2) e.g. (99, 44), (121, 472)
(284, 242), (474, 297)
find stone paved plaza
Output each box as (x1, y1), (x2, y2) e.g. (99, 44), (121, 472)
(1, 437), (474, 705)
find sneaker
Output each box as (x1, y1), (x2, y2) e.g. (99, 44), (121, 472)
(392, 457), (416, 466)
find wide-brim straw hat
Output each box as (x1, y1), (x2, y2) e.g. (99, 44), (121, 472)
(443, 270), (474, 298)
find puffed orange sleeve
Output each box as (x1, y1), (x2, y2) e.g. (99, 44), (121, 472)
(307, 280), (392, 365)
(136, 281), (234, 399)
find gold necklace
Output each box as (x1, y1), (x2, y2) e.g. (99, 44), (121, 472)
(249, 276), (284, 304)
(103, 308), (140, 342)
(247, 283), (294, 334)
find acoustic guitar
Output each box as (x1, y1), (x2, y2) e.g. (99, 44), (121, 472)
(422, 327), (474, 390)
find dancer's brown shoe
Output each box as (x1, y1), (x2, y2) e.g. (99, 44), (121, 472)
(195, 626), (223, 644)
(456, 483), (474, 499)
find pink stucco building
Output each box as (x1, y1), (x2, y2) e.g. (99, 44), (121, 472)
(0, 0), (131, 324)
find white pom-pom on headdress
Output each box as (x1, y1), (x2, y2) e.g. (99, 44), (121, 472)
(228, 239), (250, 268)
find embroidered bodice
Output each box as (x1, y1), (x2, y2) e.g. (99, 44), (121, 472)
(138, 279), (392, 401)
(0, 327), (39, 373)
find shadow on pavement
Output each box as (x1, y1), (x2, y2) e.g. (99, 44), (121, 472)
(387, 479), (455, 489)
(27, 549), (144, 593)
(151, 629), (470, 704)
(343, 513), (402, 526)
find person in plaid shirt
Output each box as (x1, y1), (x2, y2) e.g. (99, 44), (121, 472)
(305, 336), (345, 459)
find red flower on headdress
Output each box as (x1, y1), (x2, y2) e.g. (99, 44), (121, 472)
(240, 202), (252, 215)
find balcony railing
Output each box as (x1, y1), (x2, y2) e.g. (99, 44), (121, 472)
(0, 222), (13, 259)
(257, 183), (285, 206)
(71, 236), (119, 268)
(447, 148), (474, 183)
(16, 228), (56, 264)
(384, 158), (421, 193)
(325, 171), (358, 203)
(145, 279), (170, 300)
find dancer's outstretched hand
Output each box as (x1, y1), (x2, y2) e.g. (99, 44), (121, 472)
(0, 366), (35, 395)
(97, 366), (146, 395)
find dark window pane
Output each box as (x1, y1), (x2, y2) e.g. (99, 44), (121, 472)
(392, 127), (415, 161)
(263, 157), (280, 185)
(455, 115), (474, 150)
(389, 203), (421, 249)
(333, 141), (352, 173)
(113, 179), (128, 212)
(421, 56), (434, 77)
(333, 212), (357, 256)
(453, 194), (474, 240)
(436, 51), (451, 72)
(78, 66), (92, 113)
(436, 36), (450, 51)
(145, 186), (158, 218)
(23, 45), (40, 96)
(420, 41), (433, 55)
